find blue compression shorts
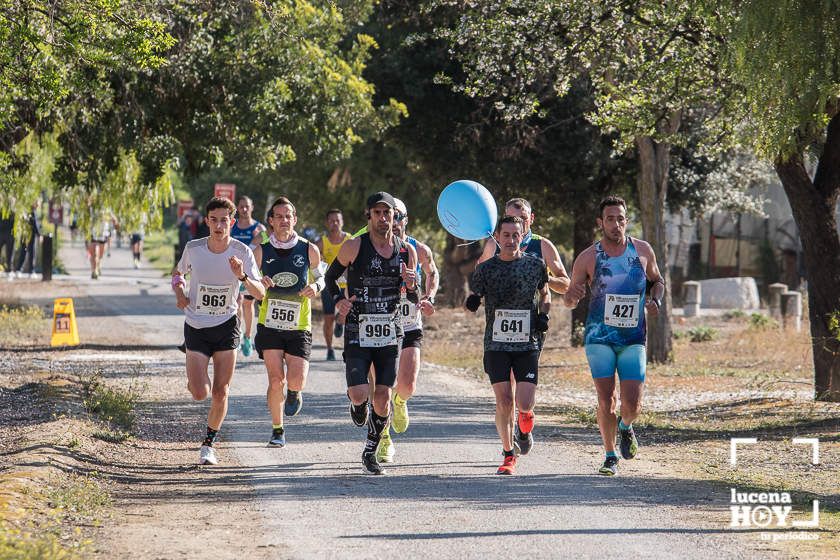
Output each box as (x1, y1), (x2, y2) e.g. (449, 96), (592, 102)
(584, 343), (646, 382)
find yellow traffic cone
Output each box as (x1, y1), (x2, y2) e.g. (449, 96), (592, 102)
(51, 297), (80, 347)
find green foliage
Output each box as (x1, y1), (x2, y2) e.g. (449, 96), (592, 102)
(0, 523), (85, 560)
(723, 0), (840, 158)
(81, 373), (141, 432)
(722, 309), (747, 320)
(829, 311), (840, 342)
(47, 472), (111, 522)
(748, 313), (778, 330)
(687, 326), (716, 342)
(0, 304), (46, 346)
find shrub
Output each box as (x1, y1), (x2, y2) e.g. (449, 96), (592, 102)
(688, 326), (717, 342)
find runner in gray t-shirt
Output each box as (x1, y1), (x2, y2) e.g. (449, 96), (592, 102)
(466, 215), (550, 475)
(172, 197), (264, 466)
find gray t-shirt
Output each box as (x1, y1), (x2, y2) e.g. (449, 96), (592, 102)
(471, 254), (548, 352)
(176, 237), (260, 329)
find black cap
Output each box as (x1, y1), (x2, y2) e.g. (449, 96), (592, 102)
(366, 191), (396, 210)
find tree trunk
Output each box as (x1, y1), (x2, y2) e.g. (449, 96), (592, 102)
(440, 232), (483, 307)
(570, 200), (598, 346)
(774, 115), (840, 401)
(635, 113), (679, 363)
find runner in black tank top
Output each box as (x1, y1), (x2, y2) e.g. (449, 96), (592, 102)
(325, 192), (418, 475)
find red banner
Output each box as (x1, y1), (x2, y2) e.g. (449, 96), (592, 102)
(214, 183), (237, 202)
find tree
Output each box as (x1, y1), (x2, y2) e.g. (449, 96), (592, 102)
(0, 0), (173, 219)
(425, 0), (734, 361)
(723, 0), (840, 400)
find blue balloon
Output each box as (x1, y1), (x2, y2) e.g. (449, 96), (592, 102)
(437, 180), (498, 241)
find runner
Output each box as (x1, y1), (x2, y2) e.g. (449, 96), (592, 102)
(231, 196), (267, 357)
(466, 215), (550, 475)
(172, 196), (265, 465)
(316, 209), (351, 361)
(130, 226), (144, 269)
(324, 191), (418, 475)
(563, 195), (664, 476)
(253, 196), (323, 447)
(86, 210), (112, 279)
(478, 197), (570, 294)
(376, 198), (439, 463)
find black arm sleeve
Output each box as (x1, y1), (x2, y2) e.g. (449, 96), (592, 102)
(325, 259), (347, 302)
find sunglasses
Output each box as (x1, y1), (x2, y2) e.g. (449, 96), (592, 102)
(394, 212), (406, 221)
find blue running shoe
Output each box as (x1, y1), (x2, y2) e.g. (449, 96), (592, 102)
(285, 390), (303, 416)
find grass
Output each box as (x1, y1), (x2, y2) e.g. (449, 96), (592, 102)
(92, 429), (132, 443)
(143, 227), (178, 275)
(0, 471), (108, 560)
(47, 472), (111, 523)
(0, 302), (47, 346)
(749, 312), (779, 330)
(687, 325), (717, 342)
(81, 373), (142, 432)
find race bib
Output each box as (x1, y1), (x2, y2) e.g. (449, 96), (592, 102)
(359, 314), (397, 348)
(195, 284), (233, 316)
(604, 294), (640, 328)
(264, 299), (300, 331)
(492, 309), (530, 343)
(399, 295), (419, 329)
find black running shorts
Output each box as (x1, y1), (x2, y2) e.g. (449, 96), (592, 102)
(483, 350), (541, 385)
(254, 325), (312, 360)
(401, 329), (423, 350)
(184, 316), (240, 358)
(343, 344), (400, 387)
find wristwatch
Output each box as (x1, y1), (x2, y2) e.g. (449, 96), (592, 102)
(652, 297), (662, 308)
(238, 273), (248, 282)
(425, 296), (435, 305)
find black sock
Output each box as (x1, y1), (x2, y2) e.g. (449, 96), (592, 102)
(364, 411), (388, 454)
(503, 449), (515, 458)
(287, 390), (298, 400)
(203, 426), (218, 447)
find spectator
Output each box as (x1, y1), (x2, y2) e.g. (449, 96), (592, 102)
(0, 212), (14, 279)
(15, 204), (41, 278)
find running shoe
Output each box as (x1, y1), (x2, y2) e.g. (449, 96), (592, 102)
(362, 451), (384, 475)
(326, 348), (336, 361)
(349, 401), (369, 427)
(199, 445), (218, 465)
(376, 428), (395, 463)
(334, 322), (344, 338)
(241, 336), (253, 357)
(514, 424), (534, 455)
(285, 390), (303, 417)
(617, 416), (639, 459)
(496, 455), (517, 475)
(391, 394), (409, 433)
(599, 455), (619, 476)
(268, 428), (286, 447)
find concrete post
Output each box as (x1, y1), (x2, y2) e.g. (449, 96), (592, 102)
(781, 291), (802, 332)
(683, 281), (701, 317)
(768, 283), (788, 319)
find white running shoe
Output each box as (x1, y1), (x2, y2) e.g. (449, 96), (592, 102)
(199, 445), (218, 465)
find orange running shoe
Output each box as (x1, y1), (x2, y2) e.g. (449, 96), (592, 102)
(517, 410), (535, 433)
(496, 454), (517, 475)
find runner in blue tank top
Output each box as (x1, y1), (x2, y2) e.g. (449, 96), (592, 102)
(478, 197), (570, 294)
(564, 196), (665, 476)
(231, 196), (267, 357)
